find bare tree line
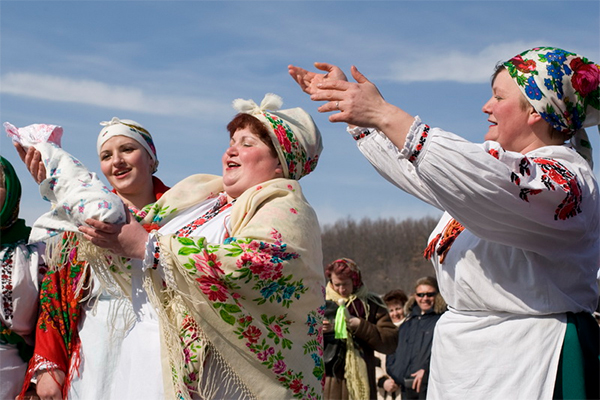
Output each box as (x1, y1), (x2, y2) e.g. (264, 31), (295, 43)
(321, 216), (440, 296)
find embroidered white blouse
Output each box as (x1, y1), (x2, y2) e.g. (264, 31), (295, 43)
(0, 241), (45, 400)
(351, 117), (599, 400)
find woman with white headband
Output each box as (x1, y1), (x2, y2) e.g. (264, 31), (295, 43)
(14, 117), (169, 400)
(290, 47), (599, 399)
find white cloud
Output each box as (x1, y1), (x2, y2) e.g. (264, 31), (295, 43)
(0, 72), (225, 118)
(384, 42), (543, 84)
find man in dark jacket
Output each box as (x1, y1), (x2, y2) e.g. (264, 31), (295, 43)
(386, 276), (446, 400)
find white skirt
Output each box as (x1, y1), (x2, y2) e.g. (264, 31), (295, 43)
(427, 308), (565, 400)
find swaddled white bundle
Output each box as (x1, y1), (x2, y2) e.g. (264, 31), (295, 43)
(4, 122), (126, 242)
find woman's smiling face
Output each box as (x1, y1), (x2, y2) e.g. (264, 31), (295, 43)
(222, 127), (283, 200)
(482, 69), (536, 153)
(99, 135), (154, 197)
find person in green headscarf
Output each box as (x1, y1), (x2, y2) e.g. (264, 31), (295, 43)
(0, 156), (46, 400)
(1, 155), (30, 244)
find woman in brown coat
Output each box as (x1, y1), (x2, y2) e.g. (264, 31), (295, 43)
(323, 258), (398, 400)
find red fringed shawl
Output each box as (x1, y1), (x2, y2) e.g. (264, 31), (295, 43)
(18, 177), (170, 399)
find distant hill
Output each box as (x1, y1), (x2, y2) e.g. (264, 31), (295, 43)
(321, 216), (439, 296)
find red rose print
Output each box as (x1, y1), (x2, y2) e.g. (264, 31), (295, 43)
(510, 55), (537, 73)
(142, 223), (160, 232)
(275, 125), (292, 153)
(273, 359), (287, 374)
(290, 379), (303, 393)
(271, 324), (284, 337)
(570, 57), (600, 97)
(242, 325), (262, 343)
(197, 275), (229, 302)
(192, 252), (224, 277)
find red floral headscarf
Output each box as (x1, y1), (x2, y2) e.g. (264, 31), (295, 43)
(325, 258), (363, 291)
(504, 47), (599, 166)
(232, 93), (323, 180)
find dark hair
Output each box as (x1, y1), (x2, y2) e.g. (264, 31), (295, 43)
(226, 113), (278, 158)
(383, 289), (408, 306)
(325, 258), (363, 291)
(414, 276), (439, 292)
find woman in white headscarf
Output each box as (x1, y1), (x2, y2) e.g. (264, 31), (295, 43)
(290, 47), (599, 399)
(80, 94), (326, 400)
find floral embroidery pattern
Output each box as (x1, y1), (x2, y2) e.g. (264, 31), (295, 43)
(175, 229), (323, 399)
(178, 312), (202, 394)
(511, 157), (582, 220)
(1, 246), (16, 322)
(488, 148), (500, 159)
(263, 112), (319, 180)
(352, 129), (372, 141)
(424, 218), (465, 264)
(176, 194), (232, 238)
(408, 125), (430, 163)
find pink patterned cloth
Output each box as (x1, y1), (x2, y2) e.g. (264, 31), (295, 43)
(4, 122), (126, 242)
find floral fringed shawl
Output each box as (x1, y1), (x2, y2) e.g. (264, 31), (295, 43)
(140, 175), (326, 400)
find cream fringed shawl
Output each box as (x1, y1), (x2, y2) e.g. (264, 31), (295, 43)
(141, 175), (326, 400)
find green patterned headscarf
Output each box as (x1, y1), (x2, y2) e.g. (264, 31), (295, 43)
(0, 156), (31, 245)
(504, 47), (599, 166)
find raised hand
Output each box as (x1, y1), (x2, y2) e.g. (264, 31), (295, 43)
(310, 65), (390, 128)
(288, 62), (347, 95)
(14, 142), (46, 184)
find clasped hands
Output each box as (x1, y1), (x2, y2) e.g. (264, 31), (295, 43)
(288, 62), (390, 130)
(322, 315), (360, 334)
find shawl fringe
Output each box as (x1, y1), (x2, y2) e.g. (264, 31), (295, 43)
(143, 244), (254, 400)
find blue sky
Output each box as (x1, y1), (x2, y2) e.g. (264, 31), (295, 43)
(1, 1), (599, 228)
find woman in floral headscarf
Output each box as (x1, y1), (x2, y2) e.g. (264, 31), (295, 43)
(290, 47), (599, 399)
(323, 258), (397, 400)
(80, 94), (326, 400)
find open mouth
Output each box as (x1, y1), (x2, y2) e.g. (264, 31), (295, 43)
(114, 168), (131, 176)
(227, 162), (240, 168)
